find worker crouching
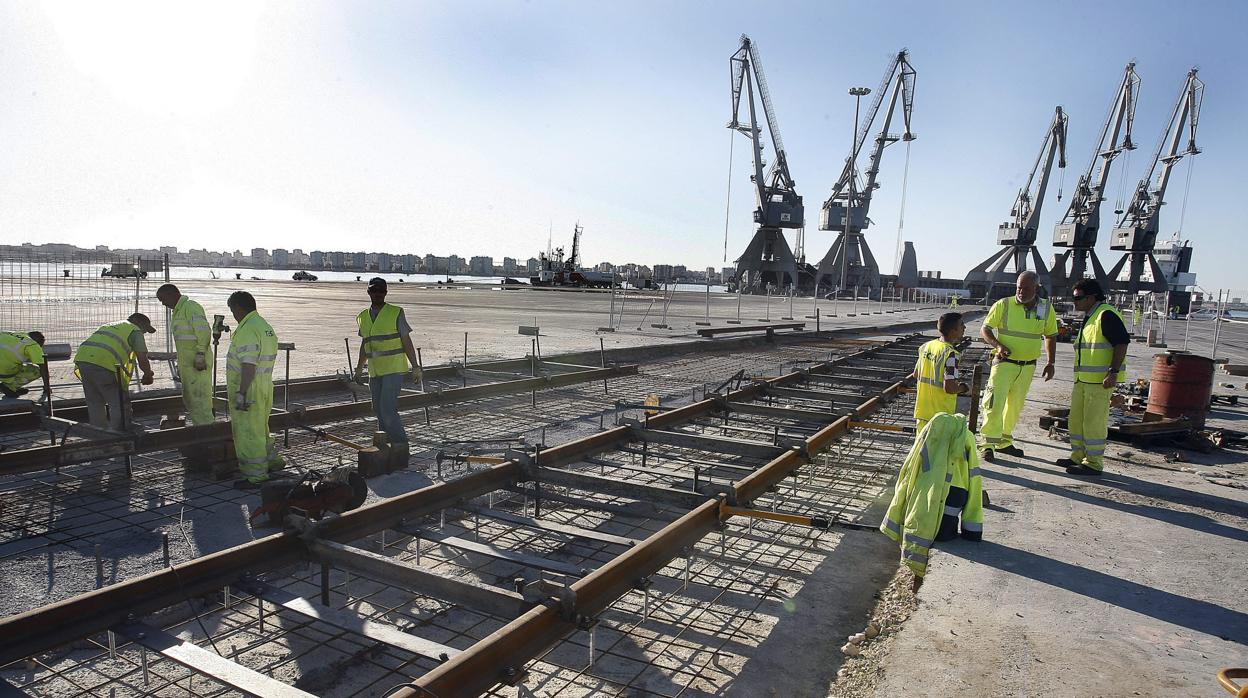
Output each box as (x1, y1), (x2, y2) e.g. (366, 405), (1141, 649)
(74, 314), (156, 430)
(226, 291), (285, 488)
(0, 330), (51, 400)
(881, 412), (983, 585)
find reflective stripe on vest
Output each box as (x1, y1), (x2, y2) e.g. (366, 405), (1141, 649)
(171, 297), (210, 348)
(994, 297), (1051, 361)
(1074, 303), (1127, 383)
(75, 322), (137, 383)
(356, 304), (407, 377)
(914, 339), (958, 421)
(226, 312), (279, 393)
(0, 332), (36, 372)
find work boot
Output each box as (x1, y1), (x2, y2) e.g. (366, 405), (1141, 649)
(0, 385), (28, 399)
(1065, 464), (1103, 477)
(1054, 457), (1079, 469)
(997, 444), (1025, 457)
(979, 448), (995, 463)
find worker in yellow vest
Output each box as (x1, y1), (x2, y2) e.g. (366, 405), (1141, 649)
(1059, 279), (1129, 475)
(978, 271), (1058, 461)
(949, 294), (959, 308)
(226, 291), (284, 488)
(74, 314), (156, 430)
(0, 331), (51, 400)
(157, 284), (214, 426)
(910, 313), (969, 433)
(354, 277), (421, 464)
(880, 412), (983, 585)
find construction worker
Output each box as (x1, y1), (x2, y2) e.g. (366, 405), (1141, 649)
(225, 291), (284, 488)
(74, 314), (156, 430)
(353, 277), (420, 464)
(949, 294), (959, 308)
(156, 284), (214, 426)
(910, 312), (968, 433)
(978, 270), (1058, 461)
(1059, 279), (1129, 476)
(880, 412), (983, 586)
(0, 331), (51, 400)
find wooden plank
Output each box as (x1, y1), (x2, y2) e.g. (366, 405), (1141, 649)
(115, 623), (317, 698)
(412, 527), (589, 577)
(461, 506), (640, 547)
(249, 582), (459, 662)
(309, 540), (527, 619)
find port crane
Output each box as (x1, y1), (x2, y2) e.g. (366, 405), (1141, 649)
(1107, 67), (1203, 295)
(727, 35), (804, 294)
(1051, 62), (1140, 297)
(814, 50), (916, 297)
(964, 106), (1067, 300)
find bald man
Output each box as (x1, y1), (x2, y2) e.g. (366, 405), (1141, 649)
(978, 271), (1058, 461)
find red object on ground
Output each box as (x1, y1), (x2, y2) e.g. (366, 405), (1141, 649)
(1147, 351), (1214, 428)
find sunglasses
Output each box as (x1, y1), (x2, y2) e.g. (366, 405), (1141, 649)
(1071, 294), (1087, 300)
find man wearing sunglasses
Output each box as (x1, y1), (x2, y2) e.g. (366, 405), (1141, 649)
(1060, 279), (1129, 475)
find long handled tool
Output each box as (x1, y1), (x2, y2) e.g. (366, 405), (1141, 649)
(718, 502), (878, 531)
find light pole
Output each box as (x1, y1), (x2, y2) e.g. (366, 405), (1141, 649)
(840, 86), (871, 305)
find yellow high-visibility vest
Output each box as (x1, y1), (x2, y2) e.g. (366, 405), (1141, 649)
(1075, 303), (1127, 384)
(914, 339), (959, 421)
(226, 312), (279, 397)
(356, 304), (407, 377)
(171, 296), (211, 354)
(75, 322), (139, 385)
(987, 296), (1056, 362)
(0, 332), (43, 381)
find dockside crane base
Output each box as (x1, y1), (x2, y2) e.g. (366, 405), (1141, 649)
(964, 106), (1067, 301)
(728, 35), (804, 295)
(1107, 67), (1203, 296)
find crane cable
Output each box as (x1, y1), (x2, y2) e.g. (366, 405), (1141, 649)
(1177, 154), (1196, 234)
(723, 130), (735, 264)
(892, 141), (912, 275)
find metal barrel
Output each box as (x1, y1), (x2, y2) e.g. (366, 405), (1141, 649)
(1146, 351), (1214, 428)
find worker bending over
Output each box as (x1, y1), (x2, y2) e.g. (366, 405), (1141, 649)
(1059, 279), (1129, 476)
(74, 314), (156, 430)
(226, 291), (284, 488)
(157, 284), (214, 426)
(0, 330), (51, 400)
(978, 270), (1058, 461)
(354, 277), (420, 466)
(911, 312), (968, 433)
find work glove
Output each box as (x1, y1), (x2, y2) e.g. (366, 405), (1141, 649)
(352, 367), (366, 385)
(140, 371), (154, 386)
(193, 352), (207, 371)
(411, 366), (423, 383)
(233, 391), (250, 411)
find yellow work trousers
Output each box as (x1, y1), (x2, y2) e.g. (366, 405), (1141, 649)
(229, 386), (283, 482)
(979, 360), (1036, 451)
(177, 349), (214, 426)
(2, 364), (41, 393)
(1068, 381), (1111, 471)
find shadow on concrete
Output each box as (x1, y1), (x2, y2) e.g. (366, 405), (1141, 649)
(942, 539), (1248, 643)
(996, 457), (1248, 520)
(983, 468), (1248, 544)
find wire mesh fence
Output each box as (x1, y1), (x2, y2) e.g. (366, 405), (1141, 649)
(0, 247), (171, 388)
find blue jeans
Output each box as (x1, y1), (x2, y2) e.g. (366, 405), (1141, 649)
(369, 372), (408, 445)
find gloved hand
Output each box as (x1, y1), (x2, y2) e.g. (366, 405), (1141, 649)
(140, 371), (154, 386)
(193, 352), (207, 371)
(233, 391), (250, 411)
(411, 366), (423, 383)
(353, 367), (367, 385)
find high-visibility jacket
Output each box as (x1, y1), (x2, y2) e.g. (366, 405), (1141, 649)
(356, 304), (408, 377)
(880, 413), (983, 577)
(985, 296), (1057, 362)
(171, 296), (211, 355)
(226, 311), (279, 399)
(75, 322), (140, 385)
(0, 332), (44, 381)
(1075, 303), (1127, 384)
(914, 339), (959, 422)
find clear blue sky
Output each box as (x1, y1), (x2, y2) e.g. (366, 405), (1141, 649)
(1, 1), (1243, 289)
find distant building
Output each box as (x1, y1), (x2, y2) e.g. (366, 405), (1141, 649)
(447, 255), (465, 274)
(377, 253), (394, 272)
(400, 254), (417, 273)
(331, 251), (346, 270)
(653, 264), (674, 282)
(310, 251), (325, 268)
(251, 248), (269, 266)
(272, 249), (289, 267)
(424, 254), (447, 274)
(352, 252), (366, 270)
(526, 257), (540, 274)
(502, 257), (518, 274)
(469, 256), (493, 276)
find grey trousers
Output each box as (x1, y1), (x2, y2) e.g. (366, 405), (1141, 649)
(369, 372), (409, 445)
(78, 363), (131, 431)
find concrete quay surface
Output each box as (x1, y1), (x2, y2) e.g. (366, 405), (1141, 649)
(838, 319), (1248, 698)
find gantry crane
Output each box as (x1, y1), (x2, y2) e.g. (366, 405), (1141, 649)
(1051, 62), (1140, 297)
(964, 106), (1067, 300)
(1107, 67), (1203, 295)
(814, 50), (916, 297)
(728, 35), (804, 294)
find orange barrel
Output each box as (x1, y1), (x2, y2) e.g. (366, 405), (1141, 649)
(1147, 351), (1214, 428)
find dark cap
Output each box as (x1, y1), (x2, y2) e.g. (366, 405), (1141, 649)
(128, 312), (157, 334)
(367, 277), (387, 292)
